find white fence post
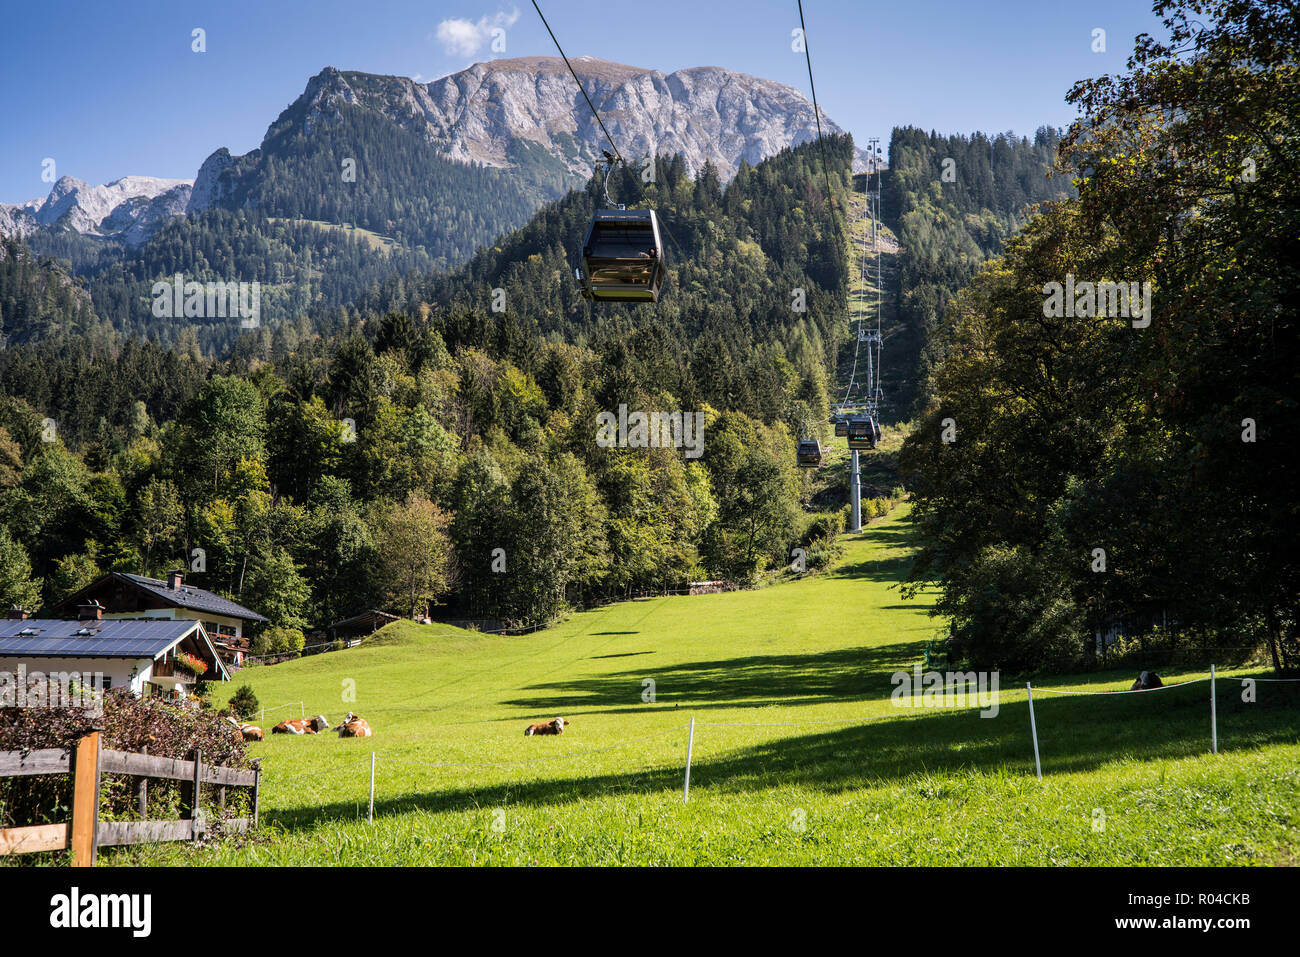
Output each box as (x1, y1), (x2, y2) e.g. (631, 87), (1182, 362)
(1210, 664), (1218, 754)
(1026, 682), (1042, 781)
(683, 716), (696, 803)
(368, 752), (376, 824)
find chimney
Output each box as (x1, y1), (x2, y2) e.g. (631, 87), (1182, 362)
(7, 605), (28, 620)
(168, 569), (184, 590)
(78, 600), (104, 622)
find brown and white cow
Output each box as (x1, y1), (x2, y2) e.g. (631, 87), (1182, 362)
(525, 717), (567, 737)
(272, 715), (331, 735)
(225, 715), (265, 742)
(334, 712), (373, 738)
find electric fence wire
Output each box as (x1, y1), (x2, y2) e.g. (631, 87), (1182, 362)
(1030, 676), (1210, 695)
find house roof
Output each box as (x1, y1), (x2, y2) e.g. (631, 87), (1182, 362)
(65, 572), (268, 623)
(329, 609), (399, 631)
(0, 618), (231, 681)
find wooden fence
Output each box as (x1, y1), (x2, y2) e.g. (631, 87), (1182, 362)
(0, 729), (260, 865)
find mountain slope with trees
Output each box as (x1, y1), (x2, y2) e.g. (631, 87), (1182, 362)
(0, 137), (855, 636)
(881, 126), (1072, 418)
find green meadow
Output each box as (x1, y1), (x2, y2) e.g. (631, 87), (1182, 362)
(107, 505), (1300, 866)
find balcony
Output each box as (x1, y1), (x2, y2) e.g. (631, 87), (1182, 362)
(150, 661), (195, 683)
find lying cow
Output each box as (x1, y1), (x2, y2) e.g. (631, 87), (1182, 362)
(1131, 671), (1164, 691)
(272, 715), (331, 735)
(525, 717), (567, 737)
(225, 715), (265, 742)
(335, 712), (372, 738)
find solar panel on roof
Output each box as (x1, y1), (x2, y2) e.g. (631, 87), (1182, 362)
(0, 618), (201, 659)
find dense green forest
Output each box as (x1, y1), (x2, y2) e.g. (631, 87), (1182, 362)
(0, 236), (101, 346)
(880, 126), (1071, 418)
(0, 138), (853, 643)
(19, 211), (434, 354)
(899, 0), (1299, 673)
(356, 137), (854, 425)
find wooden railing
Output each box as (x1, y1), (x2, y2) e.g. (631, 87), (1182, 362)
(0, 730), (260, 865)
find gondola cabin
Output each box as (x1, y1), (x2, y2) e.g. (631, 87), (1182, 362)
(834, 418), (849, 437)
(578, 209), (666, 303)
(796, 439), (823, 468)
(846, 417), (880, 450)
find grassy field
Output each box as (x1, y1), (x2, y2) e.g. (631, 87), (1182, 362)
(106, 505), (1300, 866)
(267, 217), (403, 253)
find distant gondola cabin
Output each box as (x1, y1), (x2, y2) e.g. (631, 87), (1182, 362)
(796, 439), (823, 468)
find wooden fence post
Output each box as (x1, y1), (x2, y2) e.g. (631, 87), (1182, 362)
(187, 748), (203, 842)
(135, 745), (148, 818)
(70, 729), (102, 867)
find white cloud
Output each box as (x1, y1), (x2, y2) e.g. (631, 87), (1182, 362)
(436, 8), (519, 58)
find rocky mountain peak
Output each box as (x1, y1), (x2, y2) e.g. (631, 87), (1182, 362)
(0, 174), (193, 244)
(266, 57), (865, 182)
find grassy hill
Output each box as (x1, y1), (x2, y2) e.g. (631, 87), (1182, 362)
(107, 505), (1300, 866)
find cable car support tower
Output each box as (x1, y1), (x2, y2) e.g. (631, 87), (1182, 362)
(845, 136), (885, 532)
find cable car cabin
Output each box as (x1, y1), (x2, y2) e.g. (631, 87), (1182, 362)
(846, 418), (880, 450)
(796, 440), (823, 468)
(834, 419), (849, 437)
(578, 209), (666, 303)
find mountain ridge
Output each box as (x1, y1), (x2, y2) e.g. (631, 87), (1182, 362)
(3, 56), (864, 251)
(1, 175), (191, 245)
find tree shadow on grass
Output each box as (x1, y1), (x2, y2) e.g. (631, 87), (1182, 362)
(263, 681), (1300, 830)
(501, 643), (924, 712)
(828, 525), (916, 583)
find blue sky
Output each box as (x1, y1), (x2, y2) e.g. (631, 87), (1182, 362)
(0, 0), (1167, 203)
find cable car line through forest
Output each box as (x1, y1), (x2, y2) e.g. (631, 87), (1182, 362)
(791, 2), (887, 529)
(530, 0), (678, 302)
(791, 0), (848, 473)
(797, 0), (843, 240)
(530, 0), (884, 514)
(529, 0), (624, 167)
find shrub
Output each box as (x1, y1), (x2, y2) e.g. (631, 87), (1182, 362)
(192, 679), (214, 708)
(802, 510), (845, 546)
(805, 540), (842, 570)
(250, 624), (306, 656)
(0, 690), (251, 831)
(228, 685), (259, 720)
